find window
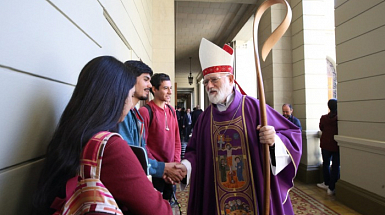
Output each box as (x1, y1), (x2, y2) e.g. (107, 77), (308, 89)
(326, 59), (337, 99)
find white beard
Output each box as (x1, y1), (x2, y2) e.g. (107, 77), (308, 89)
(207, 81), (232, 104)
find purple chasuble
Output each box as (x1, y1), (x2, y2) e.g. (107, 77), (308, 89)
(184, 90), (302, 215)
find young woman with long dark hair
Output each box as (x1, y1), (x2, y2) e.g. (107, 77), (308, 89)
(33, 56), (172, 215)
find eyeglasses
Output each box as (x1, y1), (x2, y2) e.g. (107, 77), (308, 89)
(203, 75), (228, 86)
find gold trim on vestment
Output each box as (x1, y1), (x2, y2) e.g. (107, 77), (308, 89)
(211, 96), (258, 214)
(241, 96), (259, 210)
(281, 141), (297, 204)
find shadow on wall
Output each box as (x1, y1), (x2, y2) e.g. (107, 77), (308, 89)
(0, 83), (71, 214)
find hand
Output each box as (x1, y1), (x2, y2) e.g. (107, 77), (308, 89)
(164, 163), (187, 184)
(163, 175), (175, 184)
(163, 162), (185, 184)
(175, 163), (187, 173)
(257, 125), (275, 146)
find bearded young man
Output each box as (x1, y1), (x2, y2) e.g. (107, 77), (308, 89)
(118, 62), (184, 190)
(176, 38), (302, 215)
(138, 73), (182, 200)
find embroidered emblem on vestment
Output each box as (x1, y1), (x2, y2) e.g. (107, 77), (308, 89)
(211, 96), (257, 214)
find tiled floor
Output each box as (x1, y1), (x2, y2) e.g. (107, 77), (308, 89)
(294, 179), (362, 215)
(176, 179), (362, 214)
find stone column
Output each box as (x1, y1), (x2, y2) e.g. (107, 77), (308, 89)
(153, 0), (175, 105)
(291, 0), (335, 183)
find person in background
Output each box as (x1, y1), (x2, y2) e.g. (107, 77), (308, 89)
(191, 104), (203, 129)
(176, 106), (183, 138)
(317, 99), (339, 195)
(118, 60), (185, 184)
(180, 107), (185, 139)
(139, 73), (183, 200)
(175, 38), (302, 215)
(282, 103), (302, 131)
(182, 108), (192, 142)
(33, 56), (172, 215)
(176, 106), (181, 123)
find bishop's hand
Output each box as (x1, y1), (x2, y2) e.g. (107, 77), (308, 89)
(257, 125), (275, 146)
(163, 162), (185, 184)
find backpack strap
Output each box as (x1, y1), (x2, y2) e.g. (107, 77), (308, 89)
(144, 104), (153, 127)
(80, 131), (122, 179)
(144, 103), (175, 127)
(51, 131), (122, 211)
(166, 104), (176, 118)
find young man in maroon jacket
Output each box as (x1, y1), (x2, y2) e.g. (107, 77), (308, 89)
(139, 73), (183, 200)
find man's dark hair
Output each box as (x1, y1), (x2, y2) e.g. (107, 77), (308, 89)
(328, 99), (337, 112)
(282, 103), (293, 110)
(124, 60), (153, 77)
(150, 73), (170, 94)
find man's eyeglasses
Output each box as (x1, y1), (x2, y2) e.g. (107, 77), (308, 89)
(203, 75), (228, 86)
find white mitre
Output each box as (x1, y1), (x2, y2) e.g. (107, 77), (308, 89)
(199, 38), (234, 77)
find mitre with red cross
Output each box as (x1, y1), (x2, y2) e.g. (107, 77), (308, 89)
(199, 38), (234, 77)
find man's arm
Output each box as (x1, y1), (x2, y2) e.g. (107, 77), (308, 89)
(138, 106), (155, 159)
(175, 125), (290, 187)
(293, 117), (302, 131)
(163, 162), (185, 184)
(148, 158), (165, 178)
(263, 104), (302, 178)
(149, 158), (185, 184)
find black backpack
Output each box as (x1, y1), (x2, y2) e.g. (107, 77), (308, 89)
(144, 103), (176, 126)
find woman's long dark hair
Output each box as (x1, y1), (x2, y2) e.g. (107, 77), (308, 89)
(33, 56), (136, 214)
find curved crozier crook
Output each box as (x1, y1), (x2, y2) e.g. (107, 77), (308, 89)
(252, 1), (292, 215)
(253, 0), (292, 61)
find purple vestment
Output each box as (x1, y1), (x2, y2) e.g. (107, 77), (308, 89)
(184, 90), (302, 215)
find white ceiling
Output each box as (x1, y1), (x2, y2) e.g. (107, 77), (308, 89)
(175, 0), (259, 77)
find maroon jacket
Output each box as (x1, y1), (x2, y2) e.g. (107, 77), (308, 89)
(101, 136), (172, 215)
(319, 112), (338, 152)
(138, 101), (181, 163)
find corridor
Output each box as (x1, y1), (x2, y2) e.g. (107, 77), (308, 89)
(1, 1), (384, 214)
